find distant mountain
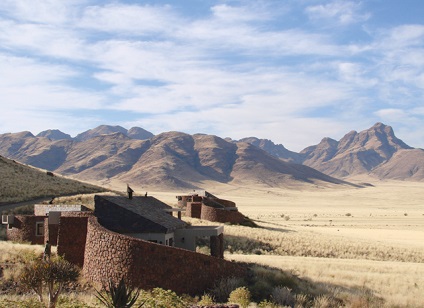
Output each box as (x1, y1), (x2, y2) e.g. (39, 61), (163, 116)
(299, 123), (414, 178)
(0, 130), (351, 189)
(1, 122), (422, 187)
(0, 155), (106, 203)
(238, 137), (301, 163)
(127, 127), (154, 140)
(239, 122), (423, 181)
(37, 129), (72, 141)
(74, 125), (128, 142)
(75, 125), (154, 142)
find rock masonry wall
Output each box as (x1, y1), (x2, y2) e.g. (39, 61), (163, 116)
(6, 215), (45, 245)
(200, 205), (245, 224)
(83, 216), (246, 295)
(186, 202), (202, 218)
(57, 213), (91, 267)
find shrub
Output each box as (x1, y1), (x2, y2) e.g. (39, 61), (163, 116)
(284, 215), (290, 221)
(247, 265), (298, 302)
(197, 293), (214, 306)
(312, 294), (335, 308)
(228, 287), (251, 308)
(294, 293), (310, 308)
(140, 288), (188, 308)
(345, 213), (352, 217)
(95, 278), (142, 308)
(271, 286), (295, 307)
(210, 276), (245, 303)
(258, 299), (279, 308)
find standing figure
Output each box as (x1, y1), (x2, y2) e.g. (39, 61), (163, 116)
(44, 240), (51, 261)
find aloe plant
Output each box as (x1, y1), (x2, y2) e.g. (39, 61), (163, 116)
(95, 278), (143, 308)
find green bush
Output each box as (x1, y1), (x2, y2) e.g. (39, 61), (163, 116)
(257, 299), (278, 308)
(210, 276), (245, 303)
(140, 288), (188, 308)
(197, 293), (214, 306)
(228, 287), (251, 308)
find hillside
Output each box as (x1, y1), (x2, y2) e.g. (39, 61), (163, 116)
(0, 155), (107, 203)
(0, 131), (351, 190)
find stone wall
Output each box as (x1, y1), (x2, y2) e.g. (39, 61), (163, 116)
(186, 202), (202, 219)
(6, 215), (45, 245)
(200, 205), (245, 224)
(213, 198), (236, 208)
(57, 212), (91, 267)
(46, 224), (59, 246)
(83, 217), (246, 295)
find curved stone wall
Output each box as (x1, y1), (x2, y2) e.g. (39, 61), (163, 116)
(214, 198), (236, 208)
(83, 217), (246, 294)
(200, 205), (245, 224)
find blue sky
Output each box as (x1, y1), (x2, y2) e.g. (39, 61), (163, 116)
(0, 0), (423, 151)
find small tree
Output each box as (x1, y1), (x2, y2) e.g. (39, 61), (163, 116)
(19, 256), (80, 308)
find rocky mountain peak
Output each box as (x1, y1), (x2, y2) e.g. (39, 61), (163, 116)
(37, 129), (72, 141)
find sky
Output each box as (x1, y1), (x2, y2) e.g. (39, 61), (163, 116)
(0, 0), (423, 151)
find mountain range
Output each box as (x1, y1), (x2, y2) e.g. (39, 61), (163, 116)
(0, 123), (422, 189)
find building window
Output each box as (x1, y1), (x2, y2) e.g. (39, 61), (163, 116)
(36, 222), (44, 236)
(8, 224), (12, 230)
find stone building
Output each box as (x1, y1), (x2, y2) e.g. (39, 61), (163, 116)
(2, 194), (245, 294)
(177, 191), (246, 224)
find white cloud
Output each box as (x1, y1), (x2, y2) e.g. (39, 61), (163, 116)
(0, 1), (423, 151)
(78, 3), (178, 36)
(0, 0), (82, 24)
(0, 54), (104, 110)
(305, 0), (370, 25)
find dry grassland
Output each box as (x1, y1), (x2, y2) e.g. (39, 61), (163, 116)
(0, 156), (107, 203)
(149, 180), (424, 307)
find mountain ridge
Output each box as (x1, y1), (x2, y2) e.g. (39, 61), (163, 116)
(1, 122), (422, 187)
(0, 129), (354, 189)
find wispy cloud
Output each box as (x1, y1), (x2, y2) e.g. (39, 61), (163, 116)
(305, 0), (370, 25)
(0, 1), (423, 150)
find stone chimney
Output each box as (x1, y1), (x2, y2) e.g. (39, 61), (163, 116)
(127, 184), (134, 200)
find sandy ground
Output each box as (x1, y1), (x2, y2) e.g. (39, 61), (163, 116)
(144, 180), (424, 250)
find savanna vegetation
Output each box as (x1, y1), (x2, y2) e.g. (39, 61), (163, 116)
(0, 156), (107, 204)
(1, 181), (423, 307)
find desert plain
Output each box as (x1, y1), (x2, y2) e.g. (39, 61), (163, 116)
(145, 179), (424, 307)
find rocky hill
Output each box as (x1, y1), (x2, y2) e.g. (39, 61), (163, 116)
(239, 123), (423, 181)
(0, 130), (351, 189)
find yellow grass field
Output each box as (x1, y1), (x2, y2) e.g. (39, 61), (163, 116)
(147, 179), (424, 307)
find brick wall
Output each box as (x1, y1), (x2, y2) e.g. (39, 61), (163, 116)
(83, 217), (246, 295)
(6, 215), (45, 245)
(200, 205), (245, 224)
(57, 213), (91, 267)
(186, 202), (202, 218)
